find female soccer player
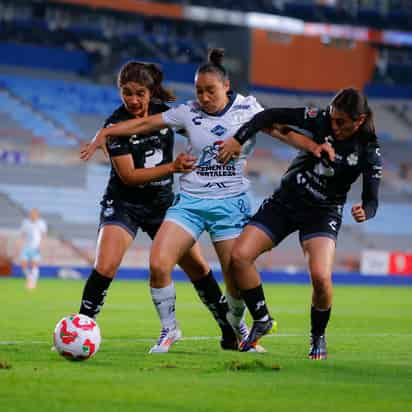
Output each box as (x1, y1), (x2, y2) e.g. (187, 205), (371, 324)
(81, 50), (333, 354)
(78, 61), (245, 352)
(219, 88), (383, 359)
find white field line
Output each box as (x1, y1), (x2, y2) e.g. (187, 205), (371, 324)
(1, 333), (412, 345)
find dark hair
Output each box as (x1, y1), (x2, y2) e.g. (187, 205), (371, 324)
(330, 88), (375, 136)
(117, 61), (175, 102)
(195, 48), (228, 82)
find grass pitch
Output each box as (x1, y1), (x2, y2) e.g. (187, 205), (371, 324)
(0, 278), (411, 412)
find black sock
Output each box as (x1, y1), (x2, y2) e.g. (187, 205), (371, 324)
(192, 270), (232, 331)
(311, 306), (331, 336)
(241, 284), (270, 321)
(79, 269), (113, 319)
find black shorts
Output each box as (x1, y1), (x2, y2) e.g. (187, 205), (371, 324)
(249, 194), (342, 246)
(99, 198), (171, 239)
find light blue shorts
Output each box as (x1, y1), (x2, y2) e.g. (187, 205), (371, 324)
(165, 192), (252, 242)
(20, 247), (41, 262)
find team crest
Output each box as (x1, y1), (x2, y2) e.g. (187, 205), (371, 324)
(210, 125), (227, 137)
(103, 207), (114, 217)
(347, 153), (358, 166)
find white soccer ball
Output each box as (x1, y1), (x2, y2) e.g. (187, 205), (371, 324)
(53, 314), (101, 361)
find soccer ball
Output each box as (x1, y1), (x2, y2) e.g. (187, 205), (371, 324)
(53, 314), (101, 361)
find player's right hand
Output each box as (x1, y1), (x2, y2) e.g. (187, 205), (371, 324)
(313, 142), (335, 162)
(172, 152), (197, 173)
(80, 128), (108, 161)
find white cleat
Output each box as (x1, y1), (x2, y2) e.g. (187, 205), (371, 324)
(149, 326), (182, 354)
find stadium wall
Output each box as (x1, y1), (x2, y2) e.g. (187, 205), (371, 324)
(250, 29), (377, 93)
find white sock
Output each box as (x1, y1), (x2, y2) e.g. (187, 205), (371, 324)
(225, 293), (246, 328)
(31, 267), (39, 286)
(151, 283), (177, 330)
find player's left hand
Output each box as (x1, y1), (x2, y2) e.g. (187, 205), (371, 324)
(218, 137), (241, 164)
(313, 142), (335, 162)
(80, 128), (108, 161)
(351, 203), (366, 222)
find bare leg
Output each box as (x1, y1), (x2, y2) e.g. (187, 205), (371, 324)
(302, 237), (335, 360)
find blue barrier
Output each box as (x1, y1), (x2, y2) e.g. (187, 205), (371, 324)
(9, 264), (412, 286)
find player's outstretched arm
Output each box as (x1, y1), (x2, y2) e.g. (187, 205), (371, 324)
(80, 113), (167, 161)
(218, 127), (335, 165)
(267, 127), (335, 161)
(112, 152), (196, 186)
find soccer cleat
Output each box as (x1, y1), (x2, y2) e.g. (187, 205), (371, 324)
(308, 334), (327, 360)
(239, 318), (275, 352)
(230, 318), (267, 353)
(220, 325), (239, 351)
(149, 326), (182, 354)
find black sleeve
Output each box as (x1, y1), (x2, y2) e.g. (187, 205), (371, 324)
(234, 107), (323, 144)
(104, 121), (131, 158)
(361, 143), (383, 220)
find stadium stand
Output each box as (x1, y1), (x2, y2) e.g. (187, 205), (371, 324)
(0, 0), (411, 273)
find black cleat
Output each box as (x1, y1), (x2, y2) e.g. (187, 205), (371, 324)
(308, 334), (327, 360)
(220, 326), (239, 351)
(239, 318), (274, 352)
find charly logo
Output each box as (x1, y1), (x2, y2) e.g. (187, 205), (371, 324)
(328, 220), (337, 231)
(347, 152), (358, 166)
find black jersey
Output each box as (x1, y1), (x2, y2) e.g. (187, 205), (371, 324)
(236, 107), (383, 218)
(102, 102), (174, 207)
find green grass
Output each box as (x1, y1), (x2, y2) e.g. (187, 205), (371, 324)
(0, 278), (411, 412)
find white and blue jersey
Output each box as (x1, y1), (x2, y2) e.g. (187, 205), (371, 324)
(19, 218), (47, 262)
(161, 92), (263, 241)
(162, 92), (263, 199)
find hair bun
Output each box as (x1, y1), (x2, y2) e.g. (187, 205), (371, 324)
(208, 48), (225, 66)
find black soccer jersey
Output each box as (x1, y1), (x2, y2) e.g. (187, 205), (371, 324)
(237, 107), (383, 218)
(102, 102), (174, 207)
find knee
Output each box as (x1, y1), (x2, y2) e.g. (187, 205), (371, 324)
(231, 244), (253, 270)
(311, 271), (332, 295)
(149, 254), (172, 283)
(95, 261), (118, 277)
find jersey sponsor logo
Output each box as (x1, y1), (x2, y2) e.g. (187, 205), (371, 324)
(304, 107), (319, 119)
(198, 141), (224, 167)
(210, 125), (227, 137)
(347, 152), (359, 166)
(314, 161), (335, 177)
(160, 128), (169, 135)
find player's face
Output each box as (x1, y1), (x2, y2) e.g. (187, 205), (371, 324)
(120, 82), (151, 118)
(29, 209), (39, 221)
(330, 106), (366, 140)
(195, 72), (230, 114)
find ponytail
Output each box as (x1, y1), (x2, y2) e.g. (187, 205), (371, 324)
(196, 48), (228, 82)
